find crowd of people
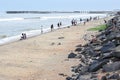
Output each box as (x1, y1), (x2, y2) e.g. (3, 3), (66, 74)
(20, 16), (100, 40)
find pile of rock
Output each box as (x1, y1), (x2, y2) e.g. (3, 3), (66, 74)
(67, 15), (120, 80)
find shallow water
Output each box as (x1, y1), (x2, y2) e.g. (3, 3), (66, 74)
(0, 12), (107, 45)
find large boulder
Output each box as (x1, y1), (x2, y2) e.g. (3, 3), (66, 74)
(102, 52), (113, 59)
(113, 45), (120, 58)
(103, 62), (120, 72)
(100, 42), (115, 53)
(108, 73), (120, 80)
(88, 59), (109, 72)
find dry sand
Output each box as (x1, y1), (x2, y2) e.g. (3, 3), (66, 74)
(0, 17), (112, 80)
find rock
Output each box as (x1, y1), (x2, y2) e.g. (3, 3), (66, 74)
(88, 59), (109, 72)
(58, 37), (64, 39)
(102, 52), (113, 59)
(100, 42), (115, 53)
(108, 73), (120, 79)
(66, 77), (73, 80)
(114, 45), (120, 52)
(113, 46), (120, 58)
(71, 66), (81, 73)
(76, 44), (82, 47)
(76, 74), (91, 80)
(75, 48), (82, 52)
(68, 52), (77, 58)
(101, 76), (107, 80)
(103, 62), (120, 72)
(80, 66), (89, 74)
(113, 51), (120, 58)
(94, 46), (102, 51)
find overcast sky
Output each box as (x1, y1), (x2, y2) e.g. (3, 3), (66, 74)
(0, 0), (120, 11)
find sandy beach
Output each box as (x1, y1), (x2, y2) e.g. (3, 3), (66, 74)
(0, 17), (112, 80)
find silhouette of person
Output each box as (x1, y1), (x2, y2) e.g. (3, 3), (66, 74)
(51, 24), (54, 31)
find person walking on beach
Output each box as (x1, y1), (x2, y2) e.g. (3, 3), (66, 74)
(57, 23), (60, 28)
(80, 18), (82, 23)
(71, 19), (74, 26)
(51, 24), (54, 31)
(60, 22), (62, 26)
(41, 25), (43, 34)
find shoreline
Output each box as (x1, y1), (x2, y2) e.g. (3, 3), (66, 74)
(0, 15), (107, 46)
(0, 16), (113, 80)
(0, 24), (70, 46)
(0, 13), (108, 46)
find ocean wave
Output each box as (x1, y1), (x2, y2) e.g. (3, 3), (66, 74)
(0, 17), (24, 22)
(41, 14), (106, 20)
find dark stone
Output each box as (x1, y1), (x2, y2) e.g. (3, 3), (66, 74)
(115, 33), (120, 39)
(76, 44), (82, 47)
(94, 46), (102, 51)
(68, 52), (77, 58)
(101, 76), (107, 80)
(66, 77), (73, 80)
(114, 45), (120, 52)
(103, 62), (120, 72)
(100, 42), (115, 53)
(58, 37), (64, 39)
(71, 65), (81, 73)
(75, 48), (82, 52)
(102, 52), (113, 59)
(90, 73), (97, 79)
(80, 66), (89, 74)
(114, 46), (120, 57)
(88, 59), (109, 72)
(77, 74), (91, 80)
(108, 73), (120, 79)
(113, 51), (120, 58)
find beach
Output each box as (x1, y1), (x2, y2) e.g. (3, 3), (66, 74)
(0, 17), (112, 80)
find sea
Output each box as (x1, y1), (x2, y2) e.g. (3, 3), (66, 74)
(0, 12), (108, 45)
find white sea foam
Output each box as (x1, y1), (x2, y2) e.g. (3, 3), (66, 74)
(41, 14), (106, 20)
(0, 17), (24, 22)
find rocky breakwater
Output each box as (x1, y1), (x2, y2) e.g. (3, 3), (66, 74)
(66, 14), (120, 80)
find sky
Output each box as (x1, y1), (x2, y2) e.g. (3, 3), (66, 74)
(0, 0), (120, 11)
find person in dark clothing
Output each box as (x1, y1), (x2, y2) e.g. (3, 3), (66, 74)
(60, 22), (62, 26)
(57, 23), (60, 28)
(20, 33), (26, 40)
(104, 20), (107, 23)
(51, 24), (54, 31)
